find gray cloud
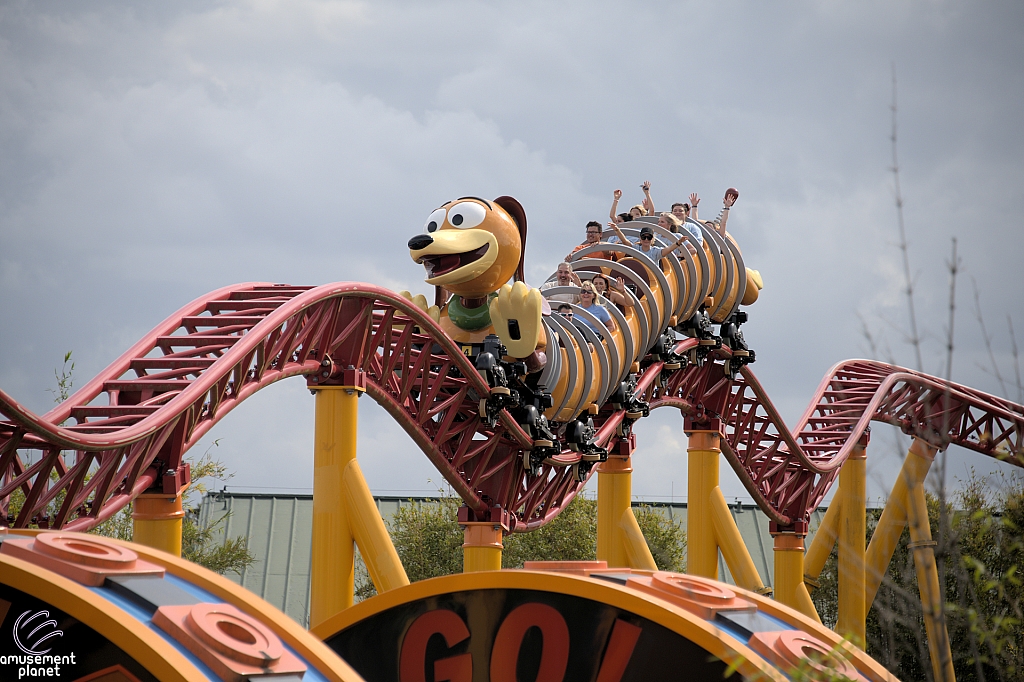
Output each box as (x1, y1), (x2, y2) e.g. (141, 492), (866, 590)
(1, 0), (1022, 505)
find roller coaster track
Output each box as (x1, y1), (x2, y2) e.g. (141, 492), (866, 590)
(649, 355), (1024, 524)
(2, 282), (1022, 533)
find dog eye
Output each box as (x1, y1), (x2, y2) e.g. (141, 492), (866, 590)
(446, 202), (486, 229)
(425, 208), (447, 233)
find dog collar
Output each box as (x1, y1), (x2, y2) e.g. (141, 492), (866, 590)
(448, 294), (495, 331)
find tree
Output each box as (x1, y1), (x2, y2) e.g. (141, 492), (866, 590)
(810, 470), (1023, 682)
(503, 496), (600, 568)
(176, 445), (257, 575)
(634, 504), (686, 573)
(355, 493), (687, 601)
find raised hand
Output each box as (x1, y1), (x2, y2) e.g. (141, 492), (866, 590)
(613, 189), (622, 200)
(689, 192), (700, 207)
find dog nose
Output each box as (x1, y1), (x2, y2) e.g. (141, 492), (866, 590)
(408, 234), (433, 250)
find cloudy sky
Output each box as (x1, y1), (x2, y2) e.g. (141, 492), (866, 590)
(1, 1), (1022, 509)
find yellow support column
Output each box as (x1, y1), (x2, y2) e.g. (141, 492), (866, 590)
(462, 523), (503, 571)
(804, 484), (843, 595)
(864, 438), (935, 610)
(619, 504), (658, 570)
(342, 458), (409, 592)
(709, 486), (768, 594)
(686, 430), (720, 579)
(310, 382), (362, 630)
(837, 444), (867, 645)
(597, 457), (634, 568)
(773, 528), (821, 622)
(907, 466), (956, 682)
(132, 491), (186, 556)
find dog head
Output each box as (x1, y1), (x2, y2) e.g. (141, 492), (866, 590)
(408, 196), (527, 298)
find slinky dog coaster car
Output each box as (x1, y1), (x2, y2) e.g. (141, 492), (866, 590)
(406, 194), (765, 473)
(0, 530), (364, 682)
(314, 563), (896, 682)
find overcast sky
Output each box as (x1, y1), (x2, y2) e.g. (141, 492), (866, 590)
(1, 1), (1022, 509)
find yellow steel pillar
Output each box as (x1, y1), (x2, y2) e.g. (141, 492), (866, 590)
(598, 457), (633, 568)
(804, 485), (842, 595)
(342, 457), (409, 593)
(773, 527), (821, 622)
(462, 523), (503, 572)
(709, 486), (769, 595)
(864, 438), (935, 609)
(837, 444), (867, 645)
(906, 458), (956, 682)
(132, 491), (186, 556)
(619, 506), (658, 570)
(686, 430), (720, 579)
(310, 384), (359, 629)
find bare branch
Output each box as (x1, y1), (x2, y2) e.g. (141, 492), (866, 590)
(1010, 316), (1023, 404)
(942, 237), (958, 483)
(970, 277), (1008, 396)
(857, 311), (880, 357)
(891, 67), (923, 371)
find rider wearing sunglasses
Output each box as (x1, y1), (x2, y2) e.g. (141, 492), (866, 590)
(607, 224), (693, 264)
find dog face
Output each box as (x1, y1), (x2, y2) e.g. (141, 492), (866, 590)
(408, 197), (523, 298)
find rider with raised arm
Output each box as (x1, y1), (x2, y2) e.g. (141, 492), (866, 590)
(578, 281), (617, 334)
(609, 189), (624, 223)
(633, 225), (692, 262)
(640, 180), (655, 216)
(714, 188), (738, 238)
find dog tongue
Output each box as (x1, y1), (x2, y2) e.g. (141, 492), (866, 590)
(434, 254), (462, 276)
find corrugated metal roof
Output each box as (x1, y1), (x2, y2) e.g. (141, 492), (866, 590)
(198, 492), (834, 628)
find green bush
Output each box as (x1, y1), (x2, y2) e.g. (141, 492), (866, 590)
(387, 495), (464, 581)
(503, 496), (599, 568)
(811, 470), (1023, 682)
(368, 494), (687, 592)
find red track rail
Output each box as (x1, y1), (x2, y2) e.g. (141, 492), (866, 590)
(649, 352), (1024, 524)
(2, 283), (1022, 532)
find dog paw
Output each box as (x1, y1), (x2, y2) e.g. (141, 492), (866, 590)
(399, 290), (441, 324)
(489, 281), (542, 358)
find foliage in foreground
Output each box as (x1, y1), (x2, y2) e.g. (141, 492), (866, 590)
(809, 470), (1023, 682)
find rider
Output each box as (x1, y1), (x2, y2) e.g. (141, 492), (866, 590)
(566, 221), (616, 261)
(578, 281), (617, 335)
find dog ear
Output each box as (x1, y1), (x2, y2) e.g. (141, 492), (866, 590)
(494, 196), (527, 282)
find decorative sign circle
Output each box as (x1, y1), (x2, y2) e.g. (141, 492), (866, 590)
(650, 572), (737, 604)
(185, 603), (283, 667)
(772, 631), (859, 679)
(33, 533), (138, 568)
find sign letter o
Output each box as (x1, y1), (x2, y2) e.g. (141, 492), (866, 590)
(490, 603), (569, 682)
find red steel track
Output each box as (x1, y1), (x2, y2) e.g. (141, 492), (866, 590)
(2, 282), (1022, 532)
